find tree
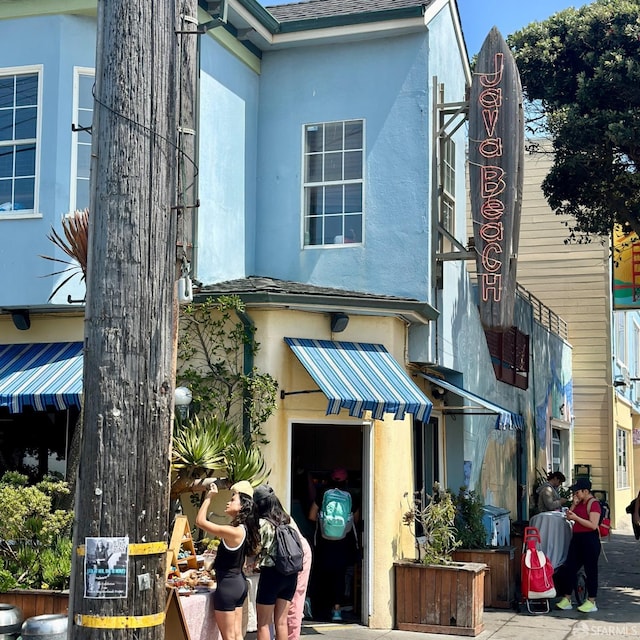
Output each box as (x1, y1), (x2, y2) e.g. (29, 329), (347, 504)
(508, 0), (640, 242)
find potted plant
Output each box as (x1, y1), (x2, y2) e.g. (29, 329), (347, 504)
(451, 487), (517, 609)
(394, 483), (486, 636)
(0, 472), (73, 618)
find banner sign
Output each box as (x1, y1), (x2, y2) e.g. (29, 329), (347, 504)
(612, 225), (640, 310)
(469, 27), (524, 330)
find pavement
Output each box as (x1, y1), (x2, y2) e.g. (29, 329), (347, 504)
(299, 521), (640, 639)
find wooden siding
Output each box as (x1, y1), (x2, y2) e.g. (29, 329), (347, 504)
(516, 151), (613, 494)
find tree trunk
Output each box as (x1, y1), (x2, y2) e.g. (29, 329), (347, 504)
(68, 0), (197, 638)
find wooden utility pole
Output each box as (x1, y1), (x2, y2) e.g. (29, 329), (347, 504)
(68, 0), (199, 637)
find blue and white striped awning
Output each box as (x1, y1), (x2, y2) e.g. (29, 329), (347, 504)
(284, 337), (432, 422)
(420, 373), (524, 430)
(0, 342), (83, 413)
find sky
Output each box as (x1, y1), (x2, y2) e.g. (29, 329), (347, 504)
(456, 0), (585, 57)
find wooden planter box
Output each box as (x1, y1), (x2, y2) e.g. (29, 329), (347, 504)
(0, 589), (69, 619)
(394, 561), (486, 637)
(453, 547), (516, 609)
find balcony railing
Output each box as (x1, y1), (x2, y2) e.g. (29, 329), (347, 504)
(517, 283), (568, 341)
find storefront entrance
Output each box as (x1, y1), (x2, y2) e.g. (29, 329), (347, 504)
(290, 421), (366, 624)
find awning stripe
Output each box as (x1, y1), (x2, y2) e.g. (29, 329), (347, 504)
(420, 373), (524, 430)
(0, 342), (83, 413)
(284, 337), (432, 422)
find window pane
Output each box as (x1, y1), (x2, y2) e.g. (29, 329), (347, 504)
(307, 186), (323, 215)
(306, 154), (322, 183)
(305, 215), (323, 245)
(15, 144), (35, 176)
(0, 146), (12, 177)
(324, 152), (342, 181)
(78, 75), (94, 110)
(77, 109), (93, 130)
(324, 215), (342, 243)
(15, 74), (37, 107)
(76, 178), (90, 211)
(344, 121), (362, 150)
(344, 183), (362, 213)
(306, 125), (323, 153)
(14, 176), (34, 209)
(344, 214), (362, 242)
(344, 150), (362, 180)
(77, 144), (91, 178)
(0, 111), (12, 142)
(325, 185), (342, 214)
(0, 179), (11, 204)
(324, 123), (343, 152)
(15, 107), (36, 139)
(0, 77), (13, 109)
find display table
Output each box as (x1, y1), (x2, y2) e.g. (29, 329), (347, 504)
(529, 511), (572, 569)
(174, 575), (259, 640)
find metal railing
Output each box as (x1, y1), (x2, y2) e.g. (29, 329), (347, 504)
(517, 282), (568, 341)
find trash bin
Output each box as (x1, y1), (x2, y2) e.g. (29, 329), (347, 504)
(482, 505), (511, 546)
(0, 603), (23, 639)
(20, 614), (67, 640)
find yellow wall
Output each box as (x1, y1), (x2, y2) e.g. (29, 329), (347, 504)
(238, 307), (418, 628)
(612, 394), (636, 525)
(0, 313), (84, 343)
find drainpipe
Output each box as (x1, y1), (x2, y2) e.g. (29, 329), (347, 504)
(235, 308), (254, 447)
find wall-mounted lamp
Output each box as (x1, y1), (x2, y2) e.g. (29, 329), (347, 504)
(431, 385), (446, 399)
(330, 312), (349, 333)
(613, 377), (627, 388)
(11, 310), (30, 331)
(174, 386), (193, 420)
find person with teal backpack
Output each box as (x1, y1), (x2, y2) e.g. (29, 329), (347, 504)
(308, 467), (359, 622)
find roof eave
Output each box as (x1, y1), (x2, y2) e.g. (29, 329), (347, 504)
(192, 289), (439, 324)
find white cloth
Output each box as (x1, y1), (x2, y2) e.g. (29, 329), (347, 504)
(529, 511), (572, 569)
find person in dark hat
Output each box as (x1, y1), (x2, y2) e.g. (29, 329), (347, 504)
(555, 478), (601, 613)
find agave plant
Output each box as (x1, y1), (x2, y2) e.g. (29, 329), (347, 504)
(40, 208), (89, 301)
(170, 414), (237, 499)
(224, 441), (270, 486)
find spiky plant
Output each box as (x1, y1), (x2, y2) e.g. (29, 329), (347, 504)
(40, 208), (89, 301)
(224, 441), (270, 486)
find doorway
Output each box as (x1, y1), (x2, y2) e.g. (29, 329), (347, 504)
(413, 414), (443, 494)
(290, 422), (365, 624)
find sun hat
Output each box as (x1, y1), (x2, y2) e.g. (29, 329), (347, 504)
(569, 478), (591, 492)
(230, 480), (254, 498)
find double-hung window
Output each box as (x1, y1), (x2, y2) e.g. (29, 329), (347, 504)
(0, 66), (41, 216)
(303, 119), (363, 247)
(440, 136), (455, 235)
(71, 68), (94, 212)
(616, 427), (629, 489)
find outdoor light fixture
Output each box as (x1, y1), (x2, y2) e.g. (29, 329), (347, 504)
(11, 310), (30, 331)
(330, 312), (349, 333)
(174, 386), (193, 420)
(431, 385), (446, 399)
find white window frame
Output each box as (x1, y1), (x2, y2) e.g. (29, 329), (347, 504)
(550, 420), (570, 478)
(302, 119), (364, 248)
(616, 426), (629, 489)
(0, 64), (42, 220)
(440, 136), (455, 235)
(70, 67), (94, 213)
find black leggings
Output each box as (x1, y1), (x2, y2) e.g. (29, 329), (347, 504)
(556, 530), (600, 599)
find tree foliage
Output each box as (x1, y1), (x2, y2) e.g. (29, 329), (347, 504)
(508, 0), (640, 241)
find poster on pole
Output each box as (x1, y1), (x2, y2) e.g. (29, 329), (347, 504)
(84, 536), (129, 598)
(612, 225), (640, 309)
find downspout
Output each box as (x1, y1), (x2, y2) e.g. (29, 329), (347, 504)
(236, 308), (254, 447)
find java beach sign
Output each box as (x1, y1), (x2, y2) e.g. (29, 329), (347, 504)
(469, 27), (524, 331)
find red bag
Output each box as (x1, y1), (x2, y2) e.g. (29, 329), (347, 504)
(521, 527), (556, 599)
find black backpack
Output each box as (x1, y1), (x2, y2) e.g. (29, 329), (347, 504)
(270, 520), (304, 576)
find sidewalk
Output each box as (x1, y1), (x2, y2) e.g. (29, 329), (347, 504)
(301, 523), (640, 639)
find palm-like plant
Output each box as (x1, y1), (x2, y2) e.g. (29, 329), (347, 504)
(224, 442), (270, 485)
(40, 208), (89, 301)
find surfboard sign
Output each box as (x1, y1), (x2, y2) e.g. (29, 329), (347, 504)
(469, 27), (524, 331)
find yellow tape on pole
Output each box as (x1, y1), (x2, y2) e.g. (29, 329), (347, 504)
(74, 612), (165, 629)
(76, 541), (168, 556)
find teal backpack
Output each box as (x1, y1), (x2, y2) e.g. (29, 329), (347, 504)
(319, 488), (353, 540)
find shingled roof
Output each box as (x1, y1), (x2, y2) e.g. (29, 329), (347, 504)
(266, 0), (433, 23)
